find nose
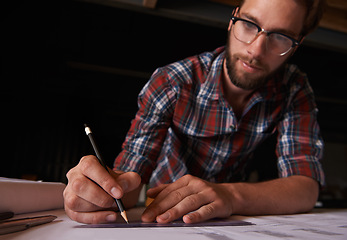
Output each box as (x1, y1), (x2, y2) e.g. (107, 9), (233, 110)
(246, 33), (267, 59)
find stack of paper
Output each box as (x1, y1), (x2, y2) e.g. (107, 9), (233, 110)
(0, 177), (65, 214)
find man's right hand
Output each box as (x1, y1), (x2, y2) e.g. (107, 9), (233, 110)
(63, 155), (142, 224)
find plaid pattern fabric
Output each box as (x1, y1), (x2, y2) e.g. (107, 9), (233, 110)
(114, 47), (325, 187)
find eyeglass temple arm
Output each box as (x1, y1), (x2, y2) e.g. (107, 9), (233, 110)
(231, 6), (239, 18)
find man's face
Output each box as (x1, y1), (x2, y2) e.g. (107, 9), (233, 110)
(225, 0), (306, 90)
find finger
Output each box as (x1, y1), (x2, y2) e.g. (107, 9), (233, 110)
(68, 170), (116, 209)
(65, 207), (118, 224)
(146, 184), (168, 198)
(147, 175), (192, 203)
(142, 176), (196, 222)
(142, 185), (194, 222)
(78, 156), (123, 199)
(110, 171), (142, 194)
(64, 187), (115, 212)
(156, 192), (210, 223)
(183, 202), (227, 224)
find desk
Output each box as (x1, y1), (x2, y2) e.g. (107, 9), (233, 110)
(1, 208), (347, 240)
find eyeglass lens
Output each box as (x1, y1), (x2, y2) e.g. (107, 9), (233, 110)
(233, 19), (293, 56)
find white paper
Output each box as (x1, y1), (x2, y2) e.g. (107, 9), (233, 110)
(0, 177), (65, 214)
(1, 208), (346, 240)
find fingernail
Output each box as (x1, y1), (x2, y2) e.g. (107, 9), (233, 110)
(111, 187), (121, 199)
(186, 213), (193, 220)
(106, 214), (116, 222)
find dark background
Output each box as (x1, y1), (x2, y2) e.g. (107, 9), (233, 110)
(1, 0), (347, 202)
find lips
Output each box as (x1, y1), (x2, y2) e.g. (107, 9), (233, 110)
(240, 59), (263, 73)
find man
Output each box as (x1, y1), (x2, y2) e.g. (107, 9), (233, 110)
(64, 0), (325, 224)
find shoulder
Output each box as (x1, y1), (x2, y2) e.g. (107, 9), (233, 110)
(156, 47), (225, 89)
(138, 47), (225, 101)
(282, 64), (317, 111)
(283, 64), (309, 89)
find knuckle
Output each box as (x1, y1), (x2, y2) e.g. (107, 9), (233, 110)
(195, 178), (208, 188)
(182, 174), (191, 179)
(71, 177), (87, 193)
(66, 165), (79, 180)
(172, 190), (184, 202)
(63, 186), (69, 199)
(66, 169), (73, 179)
(64, 193), (80, 210)
(182, 174), (193, 181)
(179, 174), (193, 185)
(203, 204), (215, 217)
(185, 194), (199, 208)
(79, 156), (94, 173)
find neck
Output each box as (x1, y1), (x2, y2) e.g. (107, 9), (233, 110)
(222, 60), (254, 105)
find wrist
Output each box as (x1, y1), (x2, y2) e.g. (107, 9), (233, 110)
(221, 182), (245, 215)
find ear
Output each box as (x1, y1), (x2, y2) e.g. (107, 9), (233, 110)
(228, 7), (239, 31)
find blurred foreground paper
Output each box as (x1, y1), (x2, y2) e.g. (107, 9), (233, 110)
(0, 177), (65, 214)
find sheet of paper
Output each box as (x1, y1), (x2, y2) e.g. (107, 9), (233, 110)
(0, 177), (65, 214)
(212, 209), (347, 240)
(1, 208), (346, 240)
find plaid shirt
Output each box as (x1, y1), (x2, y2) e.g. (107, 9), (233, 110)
(114, 47), (325, 187)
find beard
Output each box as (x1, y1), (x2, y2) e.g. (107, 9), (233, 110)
(225, 31), (284, 91)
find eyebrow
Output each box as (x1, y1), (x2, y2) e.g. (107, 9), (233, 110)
(239, 12), (299, 38)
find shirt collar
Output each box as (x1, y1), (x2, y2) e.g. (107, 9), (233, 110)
(197, 49), (225, 101)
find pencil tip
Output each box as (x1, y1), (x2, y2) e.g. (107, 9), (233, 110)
(120, 211), (129, 224)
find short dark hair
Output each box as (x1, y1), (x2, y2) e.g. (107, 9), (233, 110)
(237, 0), (326, 37)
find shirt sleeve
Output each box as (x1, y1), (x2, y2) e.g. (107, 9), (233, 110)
(276, 72), (325, 187)
(113, 68), (177, 183)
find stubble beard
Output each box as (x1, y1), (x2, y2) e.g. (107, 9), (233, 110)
(225, 31), (283, 91)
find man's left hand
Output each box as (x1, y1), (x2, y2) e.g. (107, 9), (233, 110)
(141, 174), (233, 223)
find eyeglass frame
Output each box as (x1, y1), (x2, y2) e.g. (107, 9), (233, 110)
(230, 16), (301, 56)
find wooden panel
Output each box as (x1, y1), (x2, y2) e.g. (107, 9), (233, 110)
(327, 0), (347, 10)
(210, 0), (240, 6)
(209, 0), (347, 34)
(143, 0), (158, 8)
(320, 4), (347, 33)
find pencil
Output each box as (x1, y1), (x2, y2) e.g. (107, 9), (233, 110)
(84, 124), (129, 224)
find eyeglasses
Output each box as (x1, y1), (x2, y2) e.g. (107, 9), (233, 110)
(231, 17), (300, 56)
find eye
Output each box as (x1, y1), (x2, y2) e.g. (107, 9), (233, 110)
(241, 20), (257, 31)
(269, 33), (291, 45)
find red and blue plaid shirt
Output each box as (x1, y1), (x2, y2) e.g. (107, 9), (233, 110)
(114, 47), (325, 187)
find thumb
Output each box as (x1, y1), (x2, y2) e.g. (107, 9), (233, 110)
(111, 171), (142, 193)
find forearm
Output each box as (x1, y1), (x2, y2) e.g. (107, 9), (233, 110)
(226, 175), (319, 215)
